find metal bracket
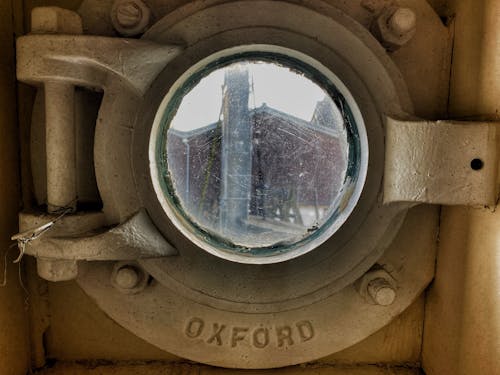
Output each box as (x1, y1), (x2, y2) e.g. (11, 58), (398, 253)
(16, 34), (182, 95)
(384, 117), (499, 206)
(15, 8), (183, 281)
(19, 210), (177, 281)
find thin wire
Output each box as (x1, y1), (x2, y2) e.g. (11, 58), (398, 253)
(1, 202), (74, 310)
(11, 207), (72, 264)
(0, 243), (17, 287)
(0, 243), (30, 309)
(1, 205), (72, 286)
(18, 258), (29, 310)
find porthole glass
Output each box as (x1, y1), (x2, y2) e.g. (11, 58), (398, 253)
(154, 51), (366, 262)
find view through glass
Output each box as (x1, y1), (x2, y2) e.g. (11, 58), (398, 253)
(162, 58), (352, 250)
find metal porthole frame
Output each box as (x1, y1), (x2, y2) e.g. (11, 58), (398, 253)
(73, 0), (439, 368)
(19, 0), (500, 368)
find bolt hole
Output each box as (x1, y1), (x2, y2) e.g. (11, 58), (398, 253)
(470, 158), (484, 171)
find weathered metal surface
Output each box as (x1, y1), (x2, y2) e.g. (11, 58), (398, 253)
(371, 6), (417, 51)
(111, 0), (152, 36)
(76, 0), (438, 368)
(17, 0), (453, 368)
(37, 258), (78, 281)
(17, 15), (183, 216)
(31, 8), (83, 213)
(384, 118), (499, 206)
(31, 6), (83, 34)
(423, 0), (500, 373)
(355, 269), (398, 306)
(19, 210), (177, 263)
(16, 13), (183, 283)
(111, 262), (149, 294)
(78, 205), (438, 368)
(44, 82), (77, 213)
(16, 34), (182, 94)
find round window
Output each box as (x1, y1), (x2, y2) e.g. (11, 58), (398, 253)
(152, 49), (367, 263)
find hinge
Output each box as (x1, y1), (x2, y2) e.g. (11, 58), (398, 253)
(384, 117), (499, 206)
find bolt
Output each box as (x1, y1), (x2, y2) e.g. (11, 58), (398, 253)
(114, 265), (141, 289)
(111, 262), (149, 294)
(388, 8), (417, 36)
(372, 6), (417, 51)
(111, 0), (151, 36)
(367, 277), (396, 306)
(116, 2), (143, 28)
(115, 266), (140, 289)
(356, 268), (397, 306)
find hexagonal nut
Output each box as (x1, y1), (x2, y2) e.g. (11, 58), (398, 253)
(111, 262), (149, 294)
(372, 7), (417, 51)
(356, 268), (397, 306)
(110, 0), (152, 37)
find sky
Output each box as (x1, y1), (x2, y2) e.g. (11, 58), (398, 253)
(170, 61), (328, 131)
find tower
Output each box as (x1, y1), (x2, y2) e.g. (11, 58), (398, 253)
(219, 64), (252, 235)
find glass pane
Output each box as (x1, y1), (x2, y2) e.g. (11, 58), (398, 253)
(160, 56), (357, 254)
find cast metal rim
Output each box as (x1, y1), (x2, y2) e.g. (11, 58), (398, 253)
(129, 3), (410, 312)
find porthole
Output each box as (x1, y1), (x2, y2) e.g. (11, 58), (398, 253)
(151, 48), (368, 263)
(21, 0), (443, 367)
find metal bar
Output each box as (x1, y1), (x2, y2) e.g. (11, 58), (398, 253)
(45, 81), (77, 213)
